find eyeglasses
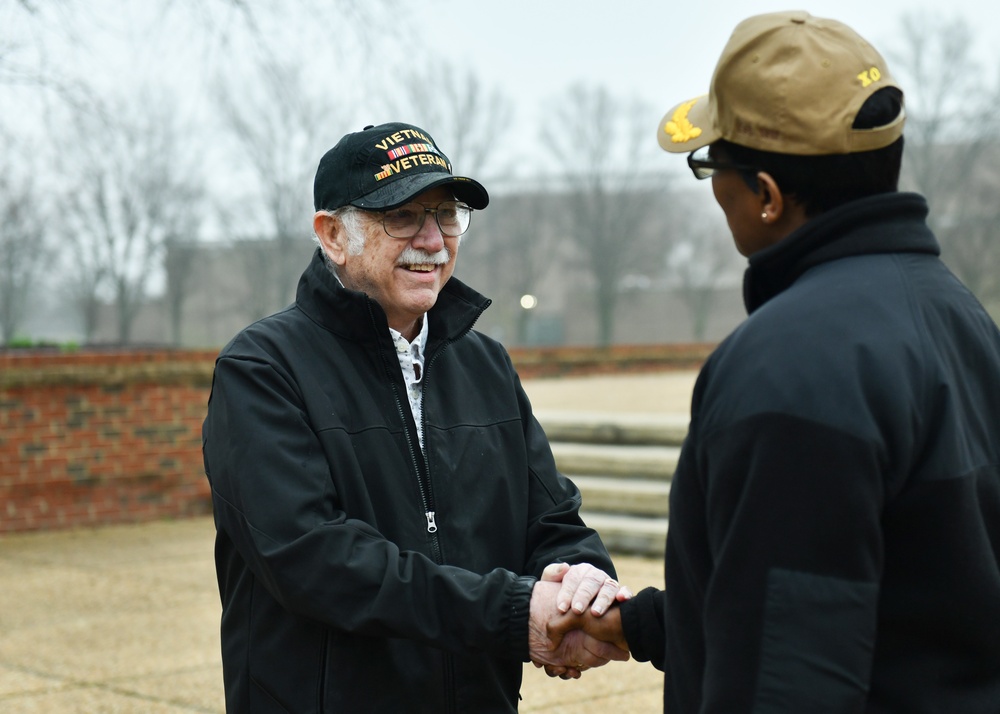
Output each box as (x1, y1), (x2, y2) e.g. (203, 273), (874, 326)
(687, 148), (760, 180)
(369, 200), (473, 238)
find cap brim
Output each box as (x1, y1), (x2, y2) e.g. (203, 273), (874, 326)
(351, 172), (489, 210)
(656, 95), (719, 154)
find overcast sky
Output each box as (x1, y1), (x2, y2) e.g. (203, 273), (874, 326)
(432, 0), (1000, 106)
(430, 0), (999, 169)
(4, 0), (997, 339)
(7, 0), (999, 179)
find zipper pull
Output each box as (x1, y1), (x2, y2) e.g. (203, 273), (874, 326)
(425, 511), (438, 533)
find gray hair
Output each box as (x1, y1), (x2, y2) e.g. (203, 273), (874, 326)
(314, 206), (369, 274)
(336, 207), (368, 256)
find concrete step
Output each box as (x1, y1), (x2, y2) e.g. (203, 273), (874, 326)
(542, 411), (682, 557)
(575, 475), (670, 517)
(581, 512), (668, 557)
(538, 410), (688, 446)
(551, 442), (680, 480)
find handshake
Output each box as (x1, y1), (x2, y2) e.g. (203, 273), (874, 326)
(528, 563), (632, 679)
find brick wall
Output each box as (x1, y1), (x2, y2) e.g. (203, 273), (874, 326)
(0, 350), (218, 533)
(0, 344), (711, 533)
(508, 343), (712, 379)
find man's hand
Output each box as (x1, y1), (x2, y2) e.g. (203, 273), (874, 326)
(538, 601), (630, 679)
(548, 603), (628, 651)
(528, 580), (629, 678)
(541, 562), (633, 616)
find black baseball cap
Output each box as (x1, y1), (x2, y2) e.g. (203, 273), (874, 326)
(313, 122), (489, 211)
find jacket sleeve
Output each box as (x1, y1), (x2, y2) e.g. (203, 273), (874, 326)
(618, 586), (667, 668)
(694, 412), (883, 712)
(515, 378), (617, 581)
(204, 353), (535, 661)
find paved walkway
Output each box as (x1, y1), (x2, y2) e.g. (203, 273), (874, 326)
(0, 371), (698, 712)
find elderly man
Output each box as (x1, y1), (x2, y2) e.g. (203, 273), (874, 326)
(549, 11), (1000, 713)
(203, 122), (628, 713)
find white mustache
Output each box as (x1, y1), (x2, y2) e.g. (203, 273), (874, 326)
(396, 247), (450, 266)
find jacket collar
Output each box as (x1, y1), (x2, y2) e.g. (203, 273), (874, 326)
(295, 248), (491, 349)
(743, 192), (940, 313)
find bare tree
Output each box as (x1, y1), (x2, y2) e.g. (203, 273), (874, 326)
(457, 189), (561, 345)
(0, 0), (384, 83)
(163, 229), (203, 347)
(384, 59), (528, 339)
(214, 60), (341, 319)
(0, 1), (75, 87)
(892, 14), (999, 212)
(938, 161), (1000, 314)
(56, 93), (204, 343)
(541, 84), (665, 346)
(890, 12), (1000, 310)
(0, 138), (49, 343)
(663, 193), (744, 341)
(62, 233), (107, 344)
(385, 59), (516, 179)
(3, 0), (400, 344)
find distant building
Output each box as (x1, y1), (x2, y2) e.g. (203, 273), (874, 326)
(58, 181), (754, 349)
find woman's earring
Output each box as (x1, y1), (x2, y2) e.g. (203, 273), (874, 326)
(761, 212), (769, 222)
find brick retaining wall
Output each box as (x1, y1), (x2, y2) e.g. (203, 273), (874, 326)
(0, 344), (711, 533)
(0, 350), (217, 533)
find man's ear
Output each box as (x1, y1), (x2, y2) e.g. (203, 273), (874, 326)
(313, 211), (346, 266)
(757, 171), (811, 234)
(756, 171), (785, 224)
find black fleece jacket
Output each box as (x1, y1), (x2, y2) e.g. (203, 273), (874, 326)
(203, 250), (614, 713)
(620, 192), (1000, 713)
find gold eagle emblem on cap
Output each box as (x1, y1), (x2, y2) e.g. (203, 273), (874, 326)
(665, 98), (703, 144)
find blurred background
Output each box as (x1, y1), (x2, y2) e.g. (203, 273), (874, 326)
(2, 0), (999, 351)
(3, 3), (1000, 709)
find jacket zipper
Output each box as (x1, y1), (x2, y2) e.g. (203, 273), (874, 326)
(317, 631), (330, 709)
(367, 302), (443, 564)
(370, 298), (489, 714)
(416, 303), (487, 554)
(385, 356), (441, 560)
(416, 337), (448, 712)
(420, 310), (488, 714)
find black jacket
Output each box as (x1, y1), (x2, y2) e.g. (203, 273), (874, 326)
(203, 250), (614, 713)
(620, 193), (1000, 712)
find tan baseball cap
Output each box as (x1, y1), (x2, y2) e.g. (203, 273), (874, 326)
(657, 11), (905, 156)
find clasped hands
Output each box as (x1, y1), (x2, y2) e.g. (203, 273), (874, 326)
(528, 562), (632, 680)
